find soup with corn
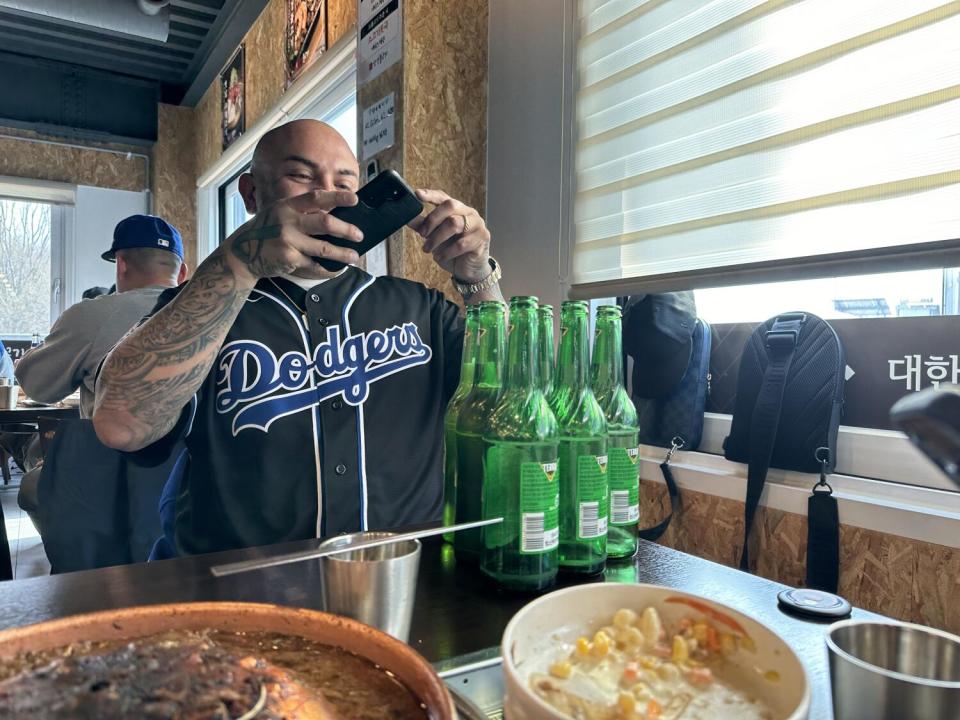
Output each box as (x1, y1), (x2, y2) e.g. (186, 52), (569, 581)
(530, 601), (777, 720)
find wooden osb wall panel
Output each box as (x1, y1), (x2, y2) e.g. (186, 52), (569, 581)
(401, 0), (488, 303)
(195, 80), (223, 179)
(640, 480), (960, 635)
(328, 0), (357, 46)
(0, 128), (146, 192)
(195, 0), (356, 179)
(153, 104), (198, 273)
(243, 0), (286, 132)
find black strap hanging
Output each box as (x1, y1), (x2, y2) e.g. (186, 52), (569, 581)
(806, 447), (840, 593)
(739, 314), (805, 571)
(638, 436), (683, 541)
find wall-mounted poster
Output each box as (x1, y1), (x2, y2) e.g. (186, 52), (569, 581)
(221, 45), (245, 150)
(286, 0), (327, 87)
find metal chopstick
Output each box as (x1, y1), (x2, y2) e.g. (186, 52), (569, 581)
(209, 517), (503, 577)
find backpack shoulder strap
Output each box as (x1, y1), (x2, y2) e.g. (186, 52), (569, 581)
(739, 313), (806, 571)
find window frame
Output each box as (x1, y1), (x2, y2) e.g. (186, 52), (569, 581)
(0, 180), (74, 336)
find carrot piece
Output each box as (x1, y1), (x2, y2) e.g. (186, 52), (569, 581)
(706, 625), (720, 652)
(664, 597), (748, 637)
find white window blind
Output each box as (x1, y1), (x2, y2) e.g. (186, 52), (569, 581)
(572, 0), (960, 297)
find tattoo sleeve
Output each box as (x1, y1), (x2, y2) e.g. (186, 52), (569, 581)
(94, 251), (249, 450)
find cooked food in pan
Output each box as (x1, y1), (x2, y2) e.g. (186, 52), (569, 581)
(0, 629), (428, 719)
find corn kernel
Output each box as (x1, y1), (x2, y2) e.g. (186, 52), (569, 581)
(576, 637), (591, 656)
(631, 682), (653, 701)
(625, 627), (645, 647)
(639, 656), (659, 670)
(671, 635), (689, 663)
(657, 662), (681, 682)
(618, 692), (636, 714)
(720, 633), (736, 655)
(692, 622), (708, 643)
(549, 660), (573, 679)
(592, 630), (611, 656)
(640, 608), (662, 649)
(614, 608), (638, 629)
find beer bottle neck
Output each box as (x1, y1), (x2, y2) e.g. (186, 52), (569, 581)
(474, 305), (505, 389)
(455, 310), (480, 394)
(505, 306), (539, 390)
(590, 317), (623, 395)
(556, 308), (589, 389)
(538, 311), (554, 394)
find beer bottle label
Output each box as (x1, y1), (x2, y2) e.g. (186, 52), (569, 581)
(576, 455), (609, 540)
(608, 446), (640, 526)
(520, 461), (559, 554)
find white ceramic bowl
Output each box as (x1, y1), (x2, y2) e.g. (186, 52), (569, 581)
(501, 583), (810, 720)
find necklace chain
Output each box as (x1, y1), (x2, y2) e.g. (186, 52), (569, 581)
(267, 278), (306, 316)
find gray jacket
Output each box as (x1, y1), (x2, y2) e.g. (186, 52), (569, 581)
(15, 286), (169, 418)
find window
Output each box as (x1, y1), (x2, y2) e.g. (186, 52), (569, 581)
(572, 1), (960, 296)
(220, 165), (253, 240)
(696, 268), (960, 325)
(569, 1), (960, 494)
(0, 198), (63, 337)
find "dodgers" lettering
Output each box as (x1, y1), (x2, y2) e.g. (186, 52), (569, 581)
(215, 322), (432, 434)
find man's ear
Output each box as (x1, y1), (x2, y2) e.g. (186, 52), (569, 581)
(238, 173), (258, 214)
(177, 262), (188, 284)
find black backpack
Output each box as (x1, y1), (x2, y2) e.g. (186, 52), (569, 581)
(723, 312), (845, 590)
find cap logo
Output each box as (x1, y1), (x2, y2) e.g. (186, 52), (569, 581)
(157, 238), (170, 247)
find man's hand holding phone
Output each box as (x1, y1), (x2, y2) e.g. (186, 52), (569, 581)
(409, 188), (492, 283)
(221, 189), (364, 287)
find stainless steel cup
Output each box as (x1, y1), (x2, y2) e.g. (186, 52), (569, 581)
(827, 619), (960, 719)
(0, 384), (17, 410)
(319, 531), (421, 643)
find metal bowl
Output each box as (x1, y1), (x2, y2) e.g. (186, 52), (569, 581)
(0, 601), (456, 719)
(826, 619), (960, 720)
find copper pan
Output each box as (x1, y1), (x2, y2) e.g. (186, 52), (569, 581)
(0, 601), (456, 719)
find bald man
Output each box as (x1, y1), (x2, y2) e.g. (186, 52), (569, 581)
(93, 120), (504, 555)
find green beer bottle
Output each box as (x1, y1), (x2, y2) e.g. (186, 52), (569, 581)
(549, 300), (608, 574)
(454, 301), (506, 560)
(590, 305), (640, 560)
(443, 304), (480, 542)
(481, 296), (560, 592)
(538, 304), (555, 397)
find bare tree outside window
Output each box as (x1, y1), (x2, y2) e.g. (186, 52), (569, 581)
(0, 199), (52, 336)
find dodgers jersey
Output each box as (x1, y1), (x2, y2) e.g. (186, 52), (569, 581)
(150, 267), (464, 555)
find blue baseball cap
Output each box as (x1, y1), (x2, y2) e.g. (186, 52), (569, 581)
(102, 214), (184, 262)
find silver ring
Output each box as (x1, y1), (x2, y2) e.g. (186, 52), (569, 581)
(461, 214), (471, 234)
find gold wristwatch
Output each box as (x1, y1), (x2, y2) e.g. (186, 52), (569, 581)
(453, 257), (502, 297)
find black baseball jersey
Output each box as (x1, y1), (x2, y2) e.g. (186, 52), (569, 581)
(147, 267), (464, 555)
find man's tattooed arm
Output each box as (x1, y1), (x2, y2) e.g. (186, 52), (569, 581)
(93, 249), (251, 451)
(93, 190), (362, 451)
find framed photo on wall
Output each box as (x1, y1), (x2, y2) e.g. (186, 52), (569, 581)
(221, 45), (245, 150)
(285, 0), (327, 87)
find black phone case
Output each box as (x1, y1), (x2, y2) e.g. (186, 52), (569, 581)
(313, 169), (423, 271)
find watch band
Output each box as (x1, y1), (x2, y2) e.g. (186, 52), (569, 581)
(453, 257), (501, 296)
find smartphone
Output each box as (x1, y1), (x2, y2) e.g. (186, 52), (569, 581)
(890, 385), (960, 487)
(312, 169), (423, 271)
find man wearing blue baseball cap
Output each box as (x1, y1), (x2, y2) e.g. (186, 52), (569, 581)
(16, 214), (187, 418)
